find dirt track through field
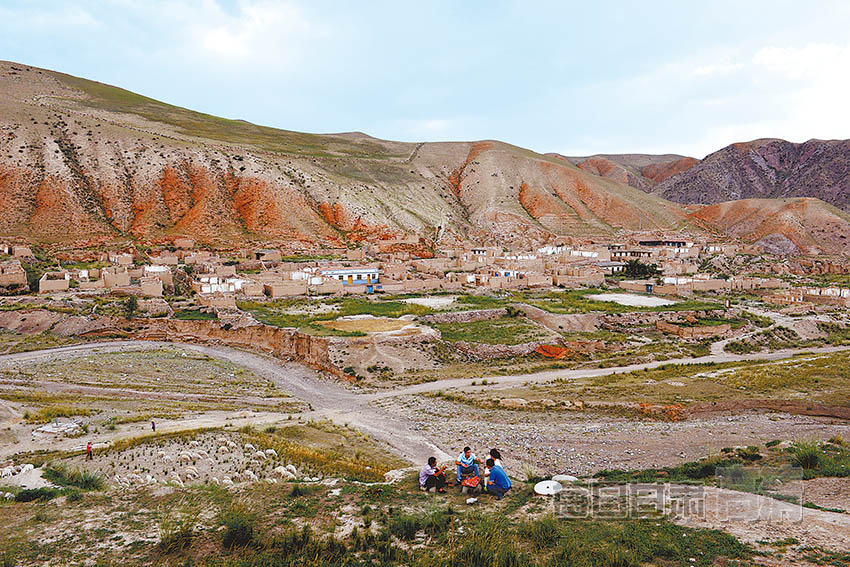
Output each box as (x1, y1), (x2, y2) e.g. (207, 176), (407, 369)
(4, 340), (850, 463)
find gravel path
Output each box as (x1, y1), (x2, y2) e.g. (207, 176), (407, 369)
(3, 339), (850, 467)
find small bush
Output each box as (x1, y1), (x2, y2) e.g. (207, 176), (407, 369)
(220, 503), (256, 549)
(387, 513), (420, 541)
(788, 441), (821, 470)
(290, 483), (313, 498)
(828, 435), (846, 447)
(157, 498), (200, 553)
(44, 464), (104, 490)
(736, 446), (762, 462)
(15, 487), (61, 502)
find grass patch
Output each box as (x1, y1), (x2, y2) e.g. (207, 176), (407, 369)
(43, 464), (104, 490)
(173, 309), (217, 320)
(434, 316), (553, 345)
(24, 405), (92, 424)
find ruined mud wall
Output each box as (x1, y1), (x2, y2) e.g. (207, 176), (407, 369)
(451, 340), (541, 360)
(421, 308), (507, 324)
(0, 308), (346, 380)
(656, 320), (731, 339)
(600, 309), (731, 330)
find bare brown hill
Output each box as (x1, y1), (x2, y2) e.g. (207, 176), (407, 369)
(689, 197), (850, 255)
(556, 153), (698, 192)
(655, 138), (850, 211)
(0, 61), (694, 249)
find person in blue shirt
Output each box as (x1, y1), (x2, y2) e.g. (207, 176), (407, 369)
(456, 446), (483, 483)
(486, 458), (511, 499)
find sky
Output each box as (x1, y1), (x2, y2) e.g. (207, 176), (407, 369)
(2, 0), (850, 158)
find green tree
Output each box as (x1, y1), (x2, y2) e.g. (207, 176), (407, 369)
(125, 295), (138, 319)
(623, 260), (660, 278)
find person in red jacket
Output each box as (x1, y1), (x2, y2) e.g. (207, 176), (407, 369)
(86, 441), (93, 461)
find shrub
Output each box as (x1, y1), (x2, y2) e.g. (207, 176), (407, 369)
(157, 498), (200, 553)
(828, 435), (846, 447)
(387, 513), (420, 541)
(15, 487), (61, 502)
(290, 483), (314, 498)
(220, 503), (256, 549)
(788, 441), (821, 470)
(44, 464), (104, 490)
(735, 446), (762, 462)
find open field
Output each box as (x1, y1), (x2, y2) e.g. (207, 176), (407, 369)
(0, 339), (849, 565)
(417, 350), (850, 413)
(0, 346), (302, 445)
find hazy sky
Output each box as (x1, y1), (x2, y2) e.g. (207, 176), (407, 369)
(2, 1), (849, 158)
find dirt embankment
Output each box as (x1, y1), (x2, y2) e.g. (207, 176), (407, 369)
(0, 309), (347, 380)
(134, 318), (345, 380)
(513, 304), (601, 332)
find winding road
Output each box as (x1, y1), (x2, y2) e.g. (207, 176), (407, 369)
(2, 339), (850, 464)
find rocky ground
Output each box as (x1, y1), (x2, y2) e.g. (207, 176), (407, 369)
(377, 394), (850, 476)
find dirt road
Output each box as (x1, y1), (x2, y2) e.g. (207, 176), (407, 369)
(3, 340), (850, 465)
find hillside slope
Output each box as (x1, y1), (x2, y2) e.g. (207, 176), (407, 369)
(655, 138), (850, 211)
(556, 153), (698, 192)
(689, 197), (850, 255)
(0, 61), (694, 249)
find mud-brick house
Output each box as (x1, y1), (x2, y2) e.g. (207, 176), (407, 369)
(102, 267), (131, 288)
(12, 245), (34, 259)
(263, 279), (308, 297)
(173, 237), (195, 249)
(253, 249), (282, 263)
(149, 253), (178, 266)
(108, 252), (134, 266)
(139, 276), (164, 298)
(197, 293), (237, 310)
(38, 271), (70, 293)
(143, 265), (174, 287)
(183, 251), (213, 265)
(552, 265), (605, 287)
(0, 260), (27, 288)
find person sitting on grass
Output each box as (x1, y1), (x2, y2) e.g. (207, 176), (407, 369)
(489, 448), (503, 468)
(419, 457), (447, 493)
(486, 458), (511, 499)
(456, 446), (483, 483)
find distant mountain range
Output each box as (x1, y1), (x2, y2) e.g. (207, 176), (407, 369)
(1, 60), (849, 255)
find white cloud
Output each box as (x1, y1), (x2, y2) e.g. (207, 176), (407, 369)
(689, 62), (744, 77)
(0, 3), (100, 30)
(191, 1), (314, 63)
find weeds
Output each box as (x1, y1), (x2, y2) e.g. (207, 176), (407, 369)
(43, 464), (104, 490)
(219, 502), (256, 549)
(157, 497), (201, 553)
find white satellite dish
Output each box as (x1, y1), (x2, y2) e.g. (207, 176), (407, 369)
(552, 474), (578, 483)
(534, 480), (563, 495)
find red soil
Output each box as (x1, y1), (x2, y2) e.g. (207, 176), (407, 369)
(641, 157), (698, 183)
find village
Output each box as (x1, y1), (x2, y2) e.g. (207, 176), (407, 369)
(0, 235), (800, 304)
(5, 230), (850, 386)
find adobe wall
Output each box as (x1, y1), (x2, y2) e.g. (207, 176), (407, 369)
(656, 320), (730, 339)
(421, 308), (507, 324)
(451, 340), (541, 360)
(600, 309), (731, 329)
(687, 400), (850, 420)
